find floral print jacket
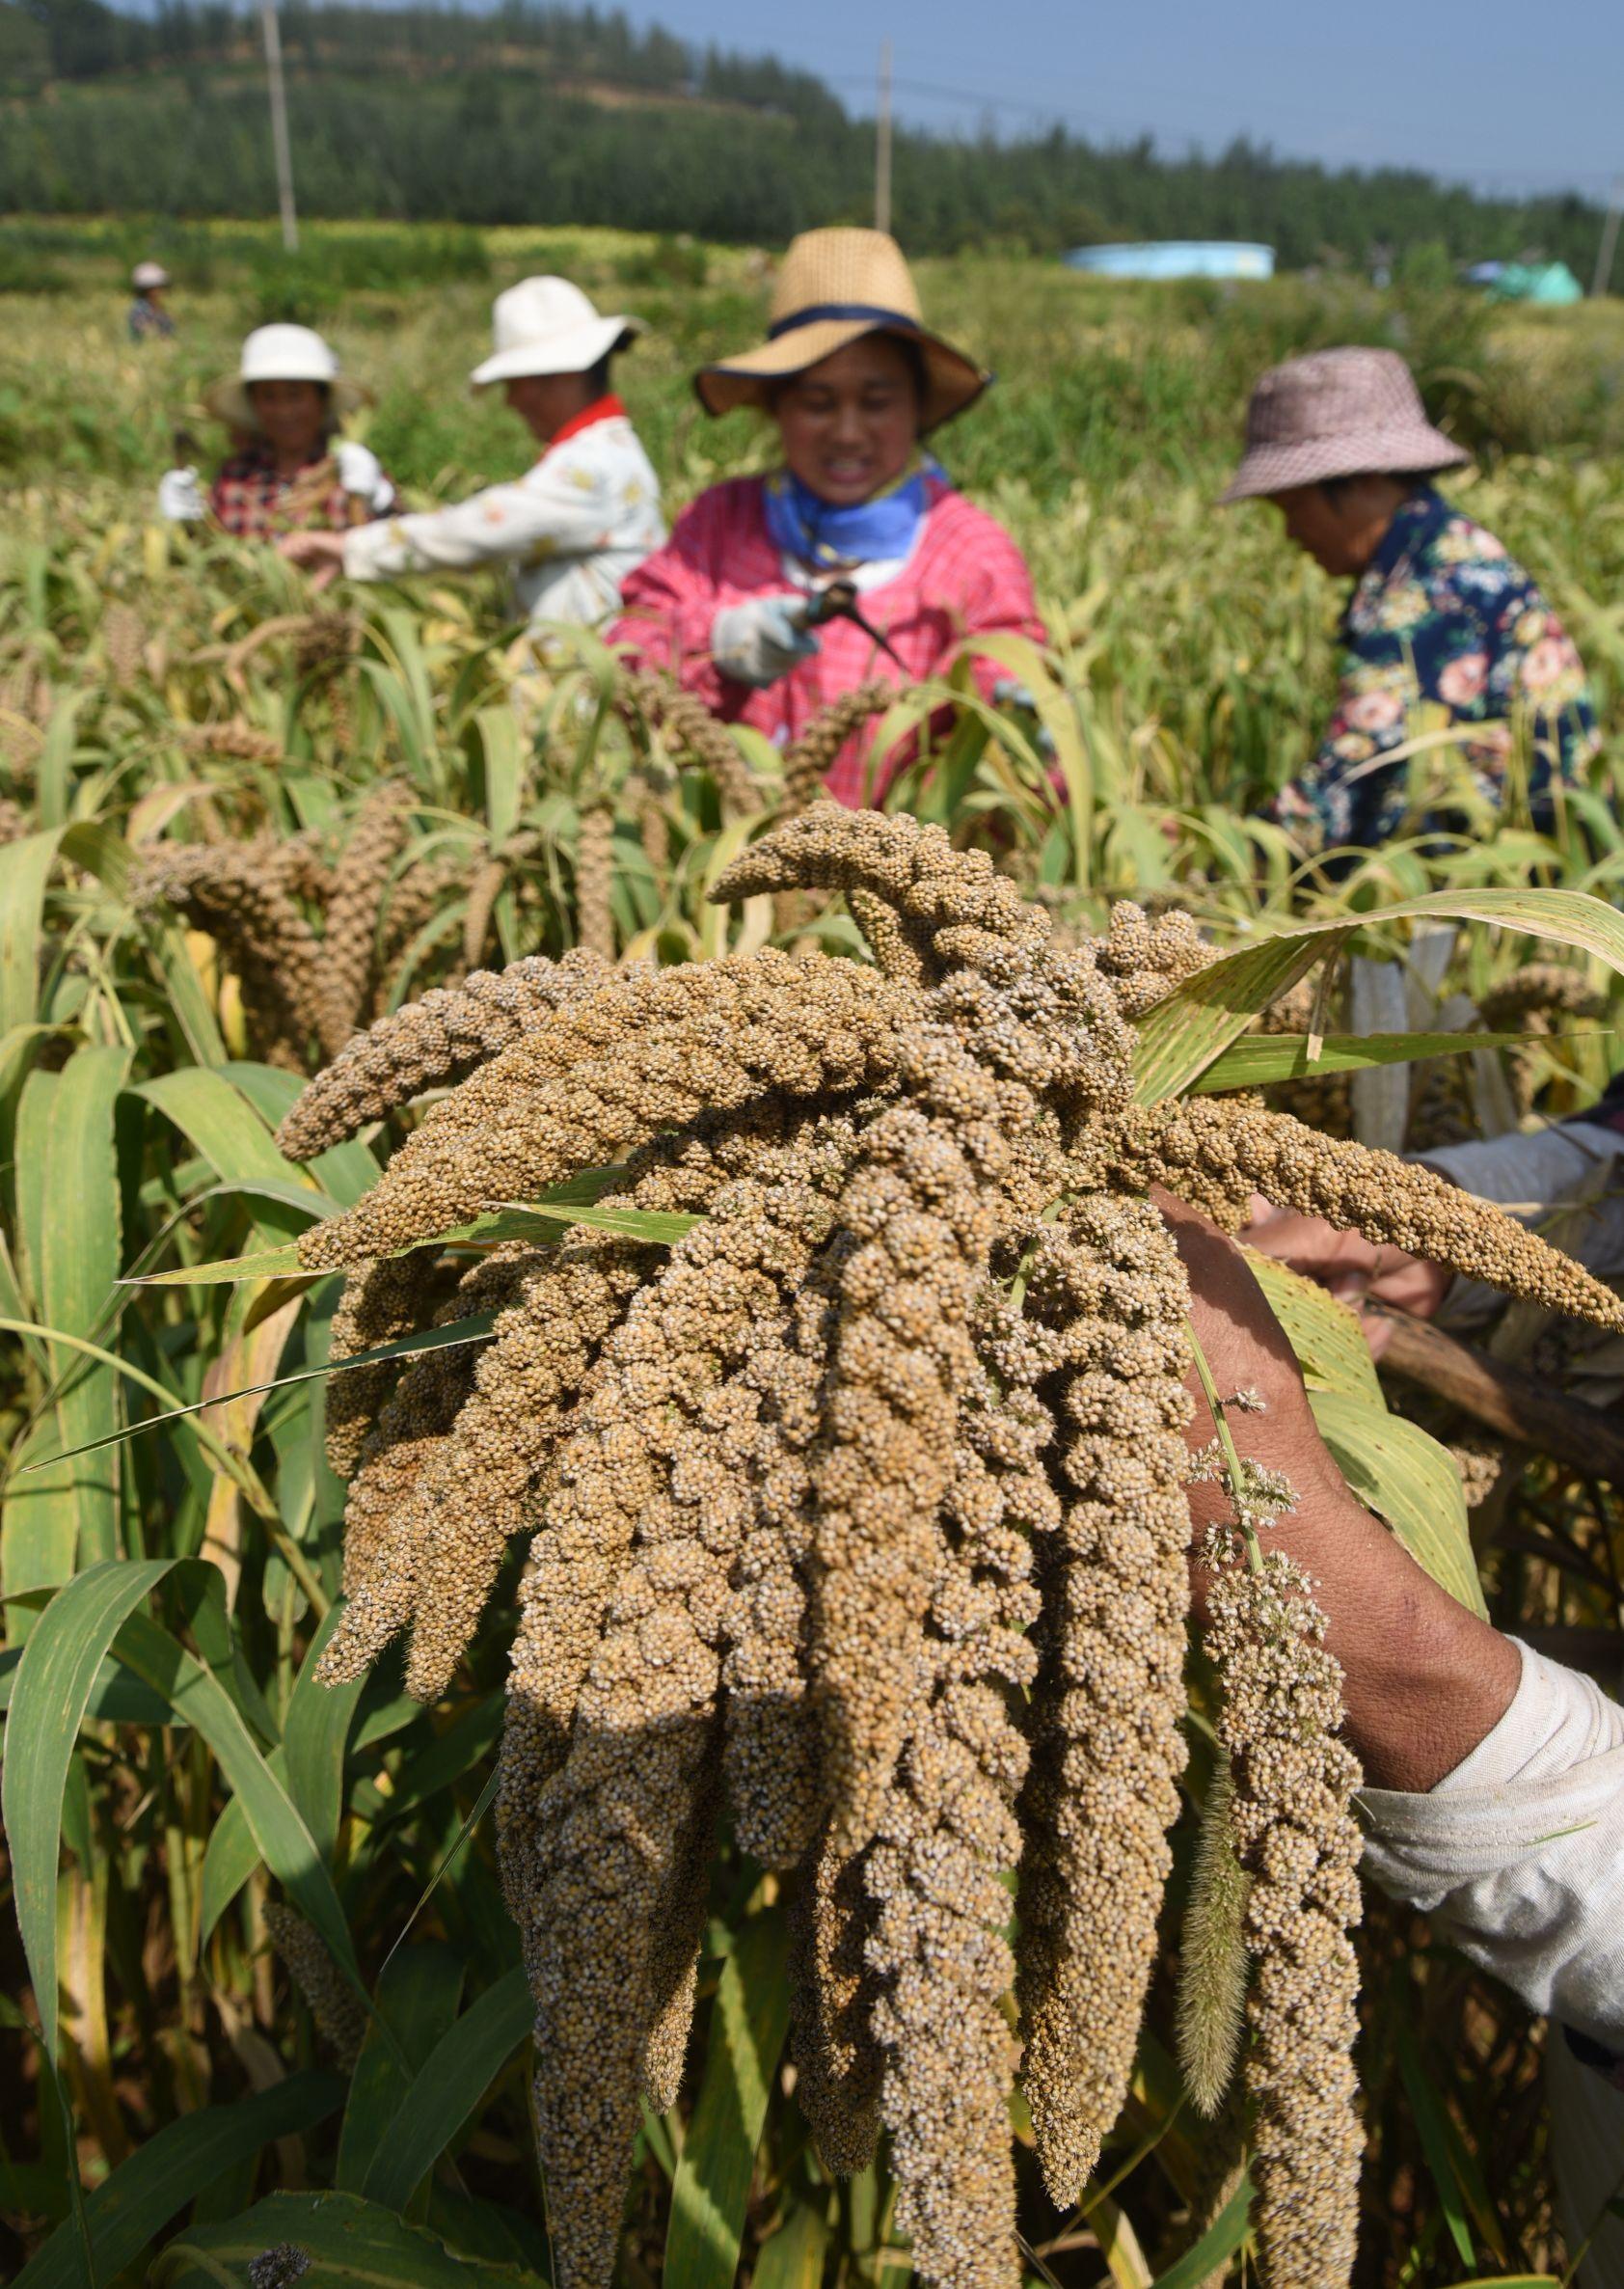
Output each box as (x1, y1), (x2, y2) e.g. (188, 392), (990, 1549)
(1269, 486), (1599, 855)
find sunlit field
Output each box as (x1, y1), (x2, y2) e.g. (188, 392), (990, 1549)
(3, 220), (1623, 2289)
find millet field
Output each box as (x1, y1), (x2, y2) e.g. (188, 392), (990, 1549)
(4, 220), (1624, 2289)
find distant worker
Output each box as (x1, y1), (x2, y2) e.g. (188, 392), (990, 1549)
(609, 229), (1044, 805)
(1225, 347), (1599, 858)
(157, 325), (395, 540)
(280, 279), (664, 637)
(128, 261), (176, 343)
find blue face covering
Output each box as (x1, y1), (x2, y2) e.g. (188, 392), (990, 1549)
(763, 454), (942, 573)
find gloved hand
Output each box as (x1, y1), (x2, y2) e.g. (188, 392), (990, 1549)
(334, 439), (395, 513)
(157, 466), (207, 524)
(712, 596), (821, 689)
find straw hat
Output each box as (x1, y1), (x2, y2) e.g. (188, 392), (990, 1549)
(131, 260), (171, 292)
(696, 228), (988, 432)
(1222, 346), (1469, 504)
(470, 278), (641, 388)
(204, 324), (368, 431)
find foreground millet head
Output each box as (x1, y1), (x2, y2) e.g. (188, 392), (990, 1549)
(275, 807), (1624, 2289)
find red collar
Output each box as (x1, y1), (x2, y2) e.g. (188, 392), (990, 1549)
(549, 394), (627, 450)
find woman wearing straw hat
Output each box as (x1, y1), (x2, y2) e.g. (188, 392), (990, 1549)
(279, 279), (664, 637)
(1225, 346), (1599, 858)
(609, 228), (1043, 806)
(128, 261), (175, 343)
(158, 323), (396, 540)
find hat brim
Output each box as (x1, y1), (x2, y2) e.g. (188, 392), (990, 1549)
(204, 373), (370, 432)
(471, 313), (640, 388)
(1220, 422), (1471, 504)
(696, 319), (989, 433)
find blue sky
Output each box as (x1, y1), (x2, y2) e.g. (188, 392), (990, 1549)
(639, 0), (1621, 201)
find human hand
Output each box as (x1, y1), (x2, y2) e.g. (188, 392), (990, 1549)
(334, 439), (395, 513)
(1154, 1186), (1517, 1786)
(1240, 1196), (1451, 1359)
(1152, 1187), (1353, 1581)
(156, 466), (206, 524)
(712, 596), (821, 688)
(278, 531), (346, 590)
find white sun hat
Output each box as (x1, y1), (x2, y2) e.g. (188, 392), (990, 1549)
(469, 277), (641, 389)
(203, 323), (370, 431)
(131, 260), (172, 291)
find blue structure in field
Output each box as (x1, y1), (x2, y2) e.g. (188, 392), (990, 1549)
(1064, 241), (1276, 282)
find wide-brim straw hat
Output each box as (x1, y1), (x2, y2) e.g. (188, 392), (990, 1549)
(131, 260), (171, 291)
(696, 228), (988, 433)
(1222, 345), (1470, 504)
(470, 277), (641, 388)
(204, 323), (369, 431)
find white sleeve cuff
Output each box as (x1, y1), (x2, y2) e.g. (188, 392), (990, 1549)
(1361, 1641), (1624, 2047)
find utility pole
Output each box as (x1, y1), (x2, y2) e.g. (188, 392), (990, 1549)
(875, 40), (893, 236)
(1594, 176), (1624, 300)
(258, 0), (299, 253)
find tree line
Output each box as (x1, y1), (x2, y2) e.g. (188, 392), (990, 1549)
(0, 0), (1608, 272)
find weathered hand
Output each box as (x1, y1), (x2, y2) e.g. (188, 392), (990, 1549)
(1151, 1186), (1517, 1789)
(1240, 1195), (1451, 1356)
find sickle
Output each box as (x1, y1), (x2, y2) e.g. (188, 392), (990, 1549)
(804, 578), (909, 672)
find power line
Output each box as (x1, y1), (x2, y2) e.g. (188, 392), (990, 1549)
(819, 66), (1618, 197)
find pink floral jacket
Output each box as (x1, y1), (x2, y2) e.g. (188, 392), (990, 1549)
(608, 473), (1045, 807)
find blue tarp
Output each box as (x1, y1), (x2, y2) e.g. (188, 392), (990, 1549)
(1064, 241), (1276, 282)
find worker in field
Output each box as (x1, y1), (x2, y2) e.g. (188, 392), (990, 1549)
(157, 323), (396, 538)
(609, 229), (1044, 804)
(279, 278), (664, 636)
(1194, 1057), (1624, 2284)
(127, 261), (176, 343)
(1226, 347), (1600, 857)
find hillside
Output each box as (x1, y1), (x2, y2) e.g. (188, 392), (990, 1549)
(0, 0), (1610, 268)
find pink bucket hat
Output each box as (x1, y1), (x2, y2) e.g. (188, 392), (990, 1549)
(1221, 346), (1470, 504)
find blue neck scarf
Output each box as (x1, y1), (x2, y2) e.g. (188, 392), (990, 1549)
(763, 454), (941, 573)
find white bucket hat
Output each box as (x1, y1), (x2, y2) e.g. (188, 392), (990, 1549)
(131, 260), (172, 292)
(470, 277), (640, 389)
(204, 323), (369, 431)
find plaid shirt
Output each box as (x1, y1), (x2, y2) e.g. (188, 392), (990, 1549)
(209, 442), (382, 541)
(1269, 486), (1600, 856)
(609, 473), (1045, 806)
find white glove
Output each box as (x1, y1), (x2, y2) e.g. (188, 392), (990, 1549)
(157, 466), (206, 524)
(712, 596), (821, 689)
(334, 440), (395, 513)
